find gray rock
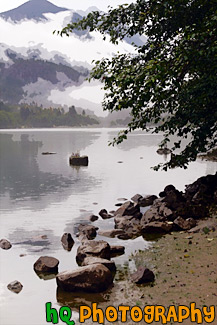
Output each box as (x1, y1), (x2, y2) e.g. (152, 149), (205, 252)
(33, 256), (59, 273)
(76, 240), (111, 265)
(7, 280), (23, 294)
(81, 257), (116, 273)
(61, 233), (74, 251)
(56, 264), (113, 293)
(0, 239), (12, 250)
(131, 266), (155, 284)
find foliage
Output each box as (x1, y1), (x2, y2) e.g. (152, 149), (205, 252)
(0, 102), (99, 128)
(59, 0), (217, 170)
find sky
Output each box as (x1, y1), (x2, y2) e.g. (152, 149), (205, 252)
(0, 0), (135, 13)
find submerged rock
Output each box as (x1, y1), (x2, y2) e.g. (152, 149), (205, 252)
(33, 256), (59, 273)
(0, 239), (12, 250)
(56, 264), (113, 293)
(7, 280), (23, 294)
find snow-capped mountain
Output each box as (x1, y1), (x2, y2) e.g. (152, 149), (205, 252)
(0, 0), (143, 117)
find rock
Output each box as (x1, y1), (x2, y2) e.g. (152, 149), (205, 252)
(157, 148), (172, 155)
(0, 239), (12, 250)
(76, 240), (111, 265)
(139, 195), (158, 207)
(33, 256), (59, 273)
(98, 229), (125, 238)
(114, 215), (141, 232)
(89, 215), (98, 222)
(81, 257), (116, 273)
(114, 201), (141, 217)
(99, 209), (113, 219)
(69, 155), (88, 166)
(110, 245), (125, 256)
(7, 280), (23, 294)
(142, 221), (172, 234)
(188, 219), (217, 233)
(131, 266), (155, 284)
(115, 203), (124, 207)
(184, 173), (217, 205)
(61, 233), (74, 251)
(56, 264), (113, 293)
(131, 194), (143, 203)
(173, 217), (196, 230)
(78, 225), (98, 241)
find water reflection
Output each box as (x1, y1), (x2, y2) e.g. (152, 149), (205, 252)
(0, 131), (100, 211)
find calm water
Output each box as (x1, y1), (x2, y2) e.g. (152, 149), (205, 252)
(0, 128), (216, 325)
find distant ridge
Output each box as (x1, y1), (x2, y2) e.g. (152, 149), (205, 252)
(0, 0), (68, 22)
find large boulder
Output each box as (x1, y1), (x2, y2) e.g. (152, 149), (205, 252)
(131, 266), (155, 284)
(76, 240), (111, 265)
(7, 280), (23, 294)
(56, 264), (113, 293)
(0, 239), (12, 250)
(33, 256), (59, 273)
(184, 173), (217, 205)
(61, 233), (74, 251)
(81, 257), (116, 273)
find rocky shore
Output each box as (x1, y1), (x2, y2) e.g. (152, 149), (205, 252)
(1, 172), (216, 322)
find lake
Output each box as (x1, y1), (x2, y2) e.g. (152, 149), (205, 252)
(0, 128), (216, 324)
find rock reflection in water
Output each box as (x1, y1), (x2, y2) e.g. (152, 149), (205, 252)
(56, 286), (109, 310)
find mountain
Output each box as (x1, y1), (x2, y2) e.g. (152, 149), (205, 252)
(0, 1), (145, 118)
(0, 0), (68, 22)
(0, 45), (89, 106)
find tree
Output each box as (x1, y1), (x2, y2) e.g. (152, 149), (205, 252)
(59, 0), (217, 170)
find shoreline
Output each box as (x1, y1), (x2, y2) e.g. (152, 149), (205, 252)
(70, 216), (217, 324)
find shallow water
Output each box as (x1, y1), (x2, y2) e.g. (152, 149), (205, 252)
(0, 128), (216, 324)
